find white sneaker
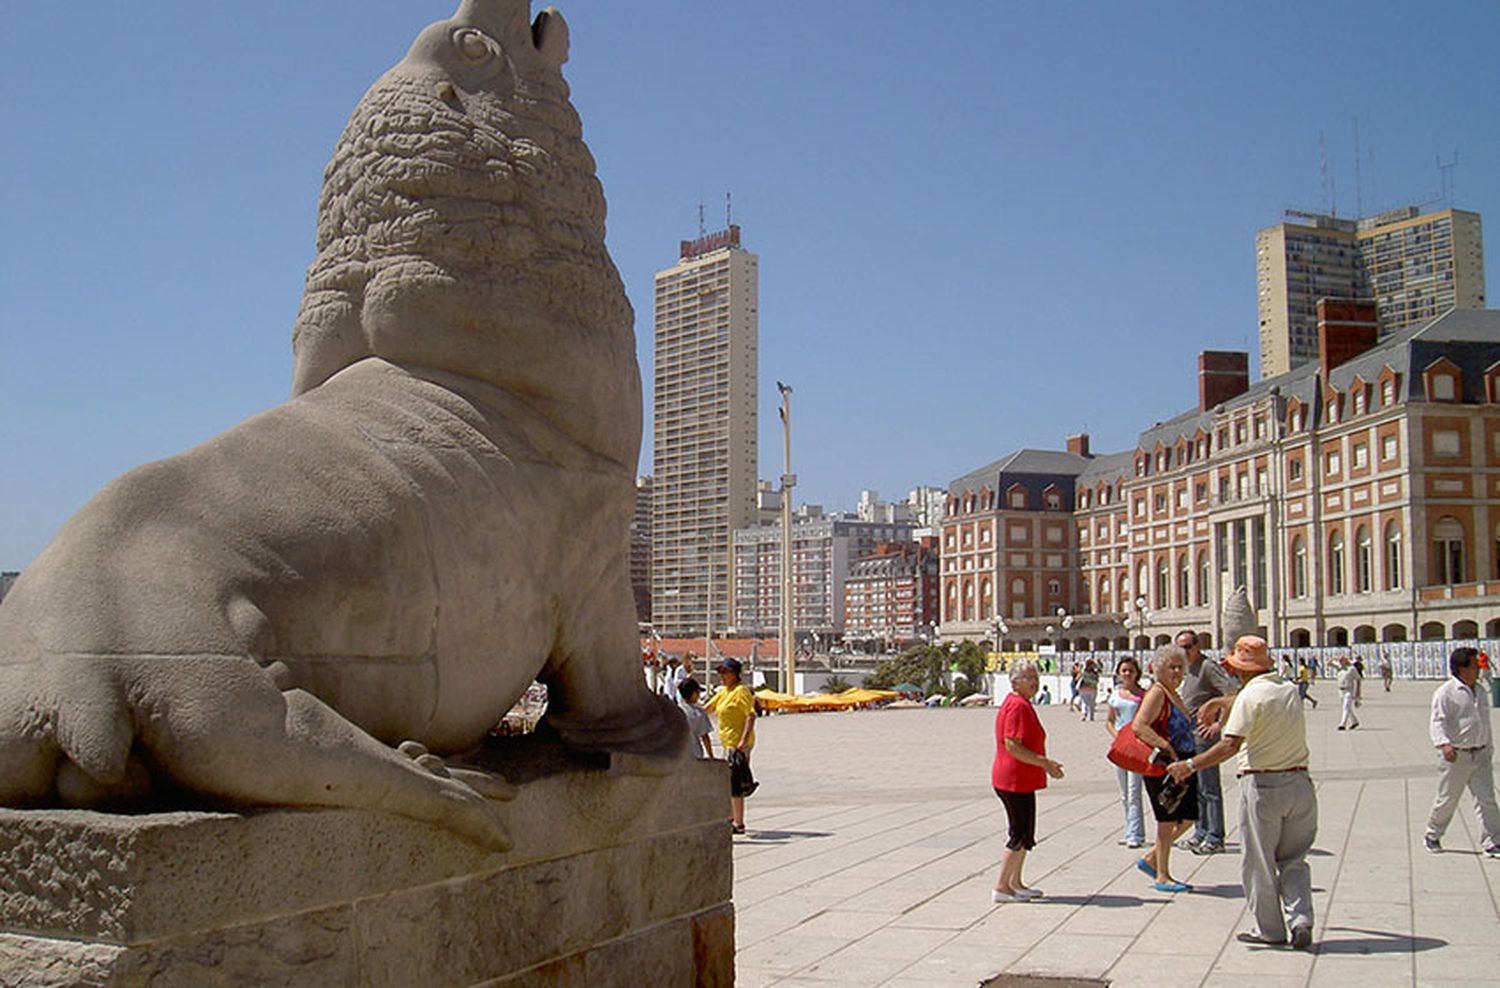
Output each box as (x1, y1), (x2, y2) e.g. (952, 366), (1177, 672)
(1015, 887), (1044, 899)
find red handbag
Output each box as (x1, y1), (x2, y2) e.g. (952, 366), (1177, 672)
(1107, 714), (1168, 777)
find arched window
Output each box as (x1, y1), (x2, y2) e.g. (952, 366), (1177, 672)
(1100, 576), (1111, 611)
(1291, 537), (1307, 598)
(1177, 555), (1190, 610)
(1196, 552), (1210, 606)
(962, 579), (975, 621)
(1433, 516), (1465, 585)
(1137, 564), (1149, 606)
(945, 582), (956, 623)
(1156, 558), (1170, 609)
(1384, 522), (1402, 589)
(1355, 527), (1373, 593)
(1329, 531), (1345, 595)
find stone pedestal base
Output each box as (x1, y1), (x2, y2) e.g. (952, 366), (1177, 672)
(0, 740), (733, 987)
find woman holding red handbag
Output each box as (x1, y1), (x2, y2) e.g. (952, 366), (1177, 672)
(1129, 644), (1199, 893)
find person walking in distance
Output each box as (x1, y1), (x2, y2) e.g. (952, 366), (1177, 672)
(1175, 629), (1237, 855)
(1336, 656), (1361, 731)
(1168, 636), (1317, 949)
(1379, 654), (1393, 692)
(1296, 659), (1318, 709)
(1079, 658), (1101, 722)
(1422, 647), (1500, 857)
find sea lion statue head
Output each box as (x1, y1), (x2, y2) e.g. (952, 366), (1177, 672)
(292, 0), (638, 461)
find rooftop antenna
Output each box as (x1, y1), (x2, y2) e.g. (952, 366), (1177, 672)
(697, 195), (706, 238)
(1437, 150), (1458, 207)
(1319, 130), (1337, 216)
(725, 191), (733, 229)
(1353, 116), (1364, 218)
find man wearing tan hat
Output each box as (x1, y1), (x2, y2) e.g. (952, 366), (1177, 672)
(1168, 635), (1316, 949)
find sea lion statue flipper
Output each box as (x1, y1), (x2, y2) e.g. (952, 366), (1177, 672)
(0, 0), (682, 849)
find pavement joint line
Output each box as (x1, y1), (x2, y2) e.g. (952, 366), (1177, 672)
(734, 686), (1500, 987)
(1002, 795), (1179, 975)
(1404, 779), (1417, 985)
(1306, 778), (1369, 986)
(734, 801), (1015, 911)
(744, 791), (1076, 889)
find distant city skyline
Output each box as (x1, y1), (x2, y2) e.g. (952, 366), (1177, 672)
(3, 2), (1498, 569)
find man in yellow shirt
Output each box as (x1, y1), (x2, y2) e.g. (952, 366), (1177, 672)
(1169, 636), (1316, 950)
(709, 658), (757, 833)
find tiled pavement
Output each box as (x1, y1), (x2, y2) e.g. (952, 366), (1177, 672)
(730, 680), (1500, 987)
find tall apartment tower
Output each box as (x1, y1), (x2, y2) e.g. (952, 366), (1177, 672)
(1257, 206), (1485, 378)
(651, 225), (759, 636)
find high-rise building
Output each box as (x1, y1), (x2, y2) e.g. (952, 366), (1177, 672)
(1256, 206), (1485, 378)
(651, 226), (759, 636)
(630, 476), (652, 625)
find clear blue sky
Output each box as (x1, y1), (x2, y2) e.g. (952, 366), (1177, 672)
(3, 2), (1496, 570)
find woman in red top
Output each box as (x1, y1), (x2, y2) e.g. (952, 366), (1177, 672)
(992, 660), (1065, 902)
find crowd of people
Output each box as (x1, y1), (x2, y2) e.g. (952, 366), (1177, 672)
(989, 632), (1499, 953)
(648, 631), (1496, 952)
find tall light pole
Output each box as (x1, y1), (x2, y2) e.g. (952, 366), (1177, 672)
(778, 382), (796, 693)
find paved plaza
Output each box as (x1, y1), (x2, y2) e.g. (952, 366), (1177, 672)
(730, 679), (1499, 987)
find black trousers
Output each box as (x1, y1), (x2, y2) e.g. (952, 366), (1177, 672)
(995, 788), (1037, 850)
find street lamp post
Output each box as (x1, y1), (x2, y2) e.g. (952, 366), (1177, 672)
(778, 382), (796, 694)
(1122, 595), (1152, 654)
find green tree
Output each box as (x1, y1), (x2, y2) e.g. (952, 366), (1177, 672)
(820, 675), (856, 694)
(865, 642), (991, 697)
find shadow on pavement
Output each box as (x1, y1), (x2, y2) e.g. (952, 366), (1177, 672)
(742, 830), (832, 843)
(1034, 894), (1153, 908)
(1186, 883), (1243, 899)
(1315, 927), (1447, 955)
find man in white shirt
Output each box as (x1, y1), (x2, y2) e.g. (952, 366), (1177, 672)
(1336, 656), (1361, 731)
(1168, 635), (1316, 950)
(1424, 647), (1500, 857)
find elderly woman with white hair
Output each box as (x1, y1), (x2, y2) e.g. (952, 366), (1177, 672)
(1131, 643), (1199, 893)
(991, 660), (1064, 903)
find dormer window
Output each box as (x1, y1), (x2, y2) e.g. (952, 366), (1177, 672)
(1382, 379), (1396, 406)
(1430, 374), (1456, 401)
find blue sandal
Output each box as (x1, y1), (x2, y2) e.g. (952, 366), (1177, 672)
(1135, 858), (1157, 879)
(1154, 880), (1192, 893)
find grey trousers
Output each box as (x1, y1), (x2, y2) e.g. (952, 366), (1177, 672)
(1239, 771), (1317, 941)
(1425, 747), (1500, 848)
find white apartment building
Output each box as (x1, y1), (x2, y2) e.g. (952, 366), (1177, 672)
(651, 226), (759, 636)
(732, 511), (913, 643)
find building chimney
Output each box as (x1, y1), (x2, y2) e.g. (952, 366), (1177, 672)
(1199, 351), (1249, 412)
(1065, 433), (1091, 458)
(1317, 298), (1380, 379)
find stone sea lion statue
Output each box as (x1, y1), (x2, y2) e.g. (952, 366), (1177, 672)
(0, 0), (683, 852)
(1220, 586), (1258, 646)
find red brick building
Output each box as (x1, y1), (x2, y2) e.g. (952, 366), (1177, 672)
(943, 306), (1500, 650)
(842, 539), (939, 648)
